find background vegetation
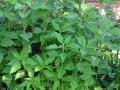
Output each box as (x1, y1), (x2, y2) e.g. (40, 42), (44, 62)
(0, 0), (120, 90)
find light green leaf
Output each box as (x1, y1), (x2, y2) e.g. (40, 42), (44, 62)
(20, 48), (28, 60)
(76, 36), (86, 47)
(46, 44), (59, 50)
(70, 79), (78, 90)
(18, 9), (31, 18)
(85, 22), (98, 33)
(90, 56), (100, 67)
(44, 58), (55, 65)
(53, 80), (60, 90)
(44, 70), (55, 78)
(54, 32), (63, 44)
(106, 42), (120, 50)
(7, 0), (18, 4)
(65, 36), (72, 44)
(52, 20), (59, 30)
(10, 63), (21, 73)
(5, 12), (17, 20)
(25, 65), (34, 78)
(36, 55), (44, 66)
(33, 27), (43, 34)
(57, 68), (65, 79)
(95, 86), (103, 90)
(62, 22), (74, 32)
(20, 33), (32, 41)
(31, 0), (41, 10)
(0, 10), (3, 17)
(0, 38), (15, 47)
(0, 31), (18, 39)
(68, 42), (80, 49)
(15, 70), (25, 80)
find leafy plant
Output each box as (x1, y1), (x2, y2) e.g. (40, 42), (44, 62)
(0, 0), (120, 90)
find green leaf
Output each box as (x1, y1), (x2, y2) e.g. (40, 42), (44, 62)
(54, 32), (63, 44)
(52, 20), (59, 30)
(47, 50), (58, 58)
(85, 22), (98, 33)
(44, 70), (55, 78)
(25, 64), (34, 78)
(65, 36), (72, 44)
(5, 12), (17, 20)
(18, 9), (31, 18)
(7, 0), (18, 4)
(68, 42), (80, 49)
(70, 79), (78, 90)
(44, 58), (55, 65)
(20, 48), (28, 60)
(0, 10), (3, 17)
(0, 38), (15, 47)
(10, 63), (21, 73)
(95, 86), (103, 90)
(0, 52), (3, 62)
(64, 61), (76, 70)
(20, 33), (32, 41)
(53, 80), (60, 90)
(76, 36), (86, 47)
(106, 42), (120, 50)
(36, 55), (44, 66)
(90, 56), (100, 67)
(57, 68), (65, 79)
(33, 27), (43, 34)
(69, 1), (79, 10)
(35, 66), (41, 72)
(31, 0), (41, 10)
(2, 75), (12, 81)
(15, 70), (25, 80)
(46, 44), (59, 50)
(77, 62), (94, 74)
(62, 22), (74, 32)
(0, 31), (18, 39)
(85, 77), (94, 86)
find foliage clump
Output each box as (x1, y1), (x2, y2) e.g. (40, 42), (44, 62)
(0, 0), (120, 90)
